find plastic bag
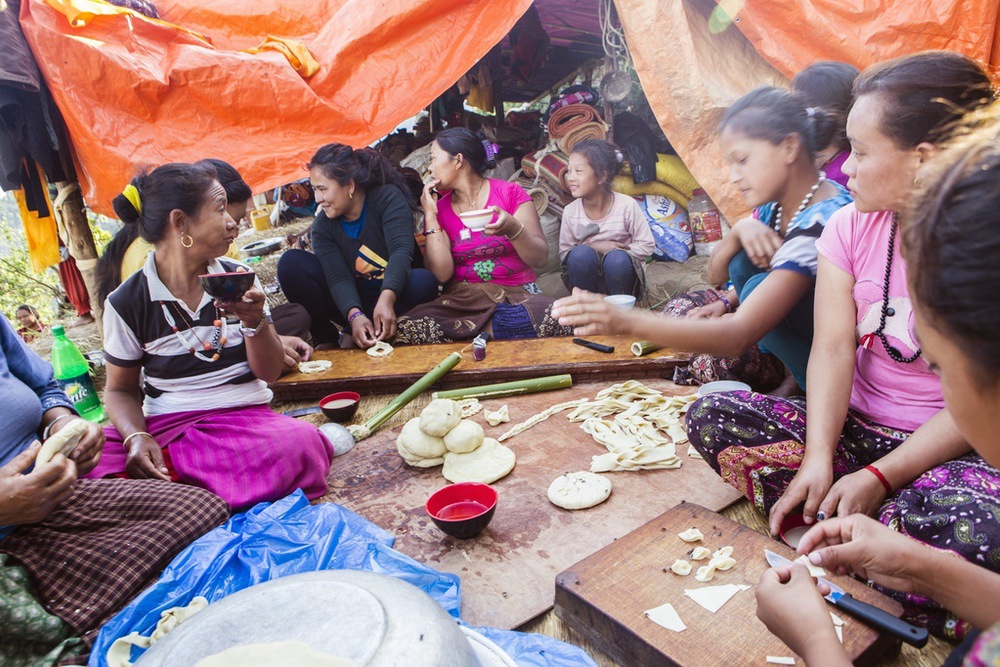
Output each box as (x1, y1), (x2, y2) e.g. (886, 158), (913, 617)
(89, 490), (591, 667)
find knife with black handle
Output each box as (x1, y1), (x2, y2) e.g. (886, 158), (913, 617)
(765, 549), (929, 647)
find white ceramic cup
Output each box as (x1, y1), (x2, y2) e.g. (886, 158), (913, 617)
(696, 380), (752, 397)
(604, 294), (636, 309)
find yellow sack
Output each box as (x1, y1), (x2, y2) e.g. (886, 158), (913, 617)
(621, 153), (701, 203)
(612, 175), (688, 208)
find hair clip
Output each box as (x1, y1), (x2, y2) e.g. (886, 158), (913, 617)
(122, 184), (142, 213)
(614, 149), (624, 163)
(806, 107), (816, 117)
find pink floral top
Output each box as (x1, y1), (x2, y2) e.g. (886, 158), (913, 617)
(437, 179), (536, 286)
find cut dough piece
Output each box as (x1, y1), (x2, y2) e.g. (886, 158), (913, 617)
(835, 625), (843, 643)
(695, 565), (715, 582)
(298, 360), (332, 374)
(444, 420), (484, 454)
(547, 472), (612, 510)
(795, 554), (827, 577)
(485, 404), (509, 426)
(457, 398), (483, 418)
(684, 584), (751, 614)
(37, 419), (89, 466)
(195, 642), (360, 667)
(678, 528), (704, 543)
(765, 657), (796, 665)
(396, 417), (446, 467)
(366, 341), (393, 357)
(644, 603), (686, 632)
(830, 612), (844, 627)
(713, 546), (733, 559)
(687, 446), (704, 459)
(709, 555), (737, 571)
(690, 547), (712, 561)
(670, 559), (692, 576)
(420, 399), (462, 436)
(442, 438), (516, 484)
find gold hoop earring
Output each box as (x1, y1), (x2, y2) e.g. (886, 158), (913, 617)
(180, 233), (194, 248)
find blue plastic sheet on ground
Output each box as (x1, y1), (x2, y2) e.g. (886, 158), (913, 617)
(89, 490), (595, 667)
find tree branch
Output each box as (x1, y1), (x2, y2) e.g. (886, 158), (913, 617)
(0, 257), (62, 296)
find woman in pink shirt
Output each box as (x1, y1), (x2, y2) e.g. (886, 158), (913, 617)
(686, 51), (995, 638)
(790, 61), (859, 188)
(559, 139), (654, 297)
(396, 128), (569, 343)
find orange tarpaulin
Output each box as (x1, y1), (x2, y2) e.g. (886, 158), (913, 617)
(17, 0), (1000, 220)
(616, 0), (1000, 221)
(19, 0), (533, 216)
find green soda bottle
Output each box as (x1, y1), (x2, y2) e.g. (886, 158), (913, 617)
(50, 325), (105, 422)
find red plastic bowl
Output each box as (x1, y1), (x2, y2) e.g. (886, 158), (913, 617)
(319, 391), (360, 422)
(425, 482), (498, 539)
(779, 513), (811, 549)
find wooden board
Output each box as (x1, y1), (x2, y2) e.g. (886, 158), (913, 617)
(554, 502), (905, 667)
(272, 335), (689, 399)
(319, 379), (742, 630)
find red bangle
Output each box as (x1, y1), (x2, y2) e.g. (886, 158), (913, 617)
(864, 464), (893, 494)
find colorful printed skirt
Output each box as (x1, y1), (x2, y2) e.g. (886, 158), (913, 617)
(663, 289), (787, 392)
(395, 280), (571, 344)
(687, 391), (1000, 640)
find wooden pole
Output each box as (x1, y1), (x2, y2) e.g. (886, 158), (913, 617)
(54, 181), (102, 333)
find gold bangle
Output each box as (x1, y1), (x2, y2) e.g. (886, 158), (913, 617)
(506, 221), (526, 242)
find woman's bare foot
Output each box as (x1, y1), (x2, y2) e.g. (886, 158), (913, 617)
(68, 313), (95, 328)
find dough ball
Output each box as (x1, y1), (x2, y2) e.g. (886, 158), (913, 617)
(443, 420), (484, 454)
(36, 419), (89, 466)
(397, 417), (446, 467)
(195, 641), (359, 667)
(547, 472), (612, 510)
(442, 438), (515, 484)
(419, 399), (462, 436)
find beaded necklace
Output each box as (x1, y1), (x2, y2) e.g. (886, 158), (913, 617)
(858, 212), (921, 363)
(159, 300), (228, 362)
(771, 175), (825, 237)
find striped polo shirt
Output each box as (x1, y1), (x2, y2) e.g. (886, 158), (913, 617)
(103, 252), (273, 416)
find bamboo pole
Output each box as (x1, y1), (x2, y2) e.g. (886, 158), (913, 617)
(432, 374), (572, 401)
(630, 340), (662, 357)
(349, 352), (462, 441)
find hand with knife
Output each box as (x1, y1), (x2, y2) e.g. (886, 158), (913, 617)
(756, 564), (850, 666)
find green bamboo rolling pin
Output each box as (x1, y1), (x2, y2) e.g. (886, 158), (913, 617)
(349, 352), (462, 440)
(432, 374), (572, 400)
(630, 340), (662, 357)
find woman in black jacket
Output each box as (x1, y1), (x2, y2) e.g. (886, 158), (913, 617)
(278, 145), (437, 348)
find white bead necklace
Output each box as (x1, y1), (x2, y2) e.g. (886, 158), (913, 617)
(772, 175), (825, 236)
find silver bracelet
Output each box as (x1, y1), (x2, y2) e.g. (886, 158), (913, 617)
(122, 431), (154, 451)
(240, 313), (267, 337)
(42, 413), (76, 441)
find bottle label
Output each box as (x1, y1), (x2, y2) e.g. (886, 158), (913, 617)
(57, 372), (102, 416)
(690, 210), (723, 244)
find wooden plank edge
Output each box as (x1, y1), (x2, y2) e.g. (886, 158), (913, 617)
(272, 358), (689, 401)
(555, 570), (680, 667)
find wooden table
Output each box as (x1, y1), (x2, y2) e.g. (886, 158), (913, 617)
(320, 379), (742, 629)
(273, 335), (689, 399)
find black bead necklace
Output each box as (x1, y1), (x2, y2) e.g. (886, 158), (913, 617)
(859, 212), (921, 363)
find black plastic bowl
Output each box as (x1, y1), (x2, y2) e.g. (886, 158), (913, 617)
(199, 271), (256, 300)
(425, 482), (498, 539)
(320, 391), (360, 422)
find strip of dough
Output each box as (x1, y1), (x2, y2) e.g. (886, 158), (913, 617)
(497, 399), (587, 443)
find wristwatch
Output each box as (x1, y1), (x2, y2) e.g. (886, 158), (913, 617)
(240, 313), (268, 337)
